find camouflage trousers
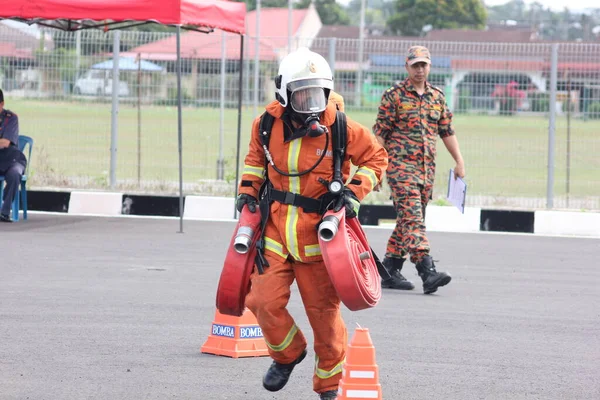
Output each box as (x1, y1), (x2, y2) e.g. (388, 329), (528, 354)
(385, 182), (433, 264)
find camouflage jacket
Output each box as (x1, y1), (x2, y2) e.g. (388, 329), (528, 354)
(373, 79), (455, 186)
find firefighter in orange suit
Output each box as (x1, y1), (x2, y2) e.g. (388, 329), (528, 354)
(236, 48), (388, 400)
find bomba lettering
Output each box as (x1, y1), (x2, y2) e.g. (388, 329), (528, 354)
(212, 324), (235, 338)
(316, 149), (333, 157)
(240, 326), (263, 338)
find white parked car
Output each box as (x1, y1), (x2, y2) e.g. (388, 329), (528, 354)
(73, 69), (130, 97)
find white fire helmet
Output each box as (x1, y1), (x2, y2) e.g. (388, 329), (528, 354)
(275, 47), (333, 114)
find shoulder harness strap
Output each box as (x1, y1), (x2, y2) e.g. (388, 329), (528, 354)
(258, 112), (275, 150)
(332, 110), (347, 183)
(333, 110), (347, 164)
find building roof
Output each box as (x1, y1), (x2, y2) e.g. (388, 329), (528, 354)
(0, 42), (34, 59)
(245, 7), (310, 49)
(122, 32), (278, 61)
(312, 25), (600, 74)
(0, 20), (50, 59)
(426, 27), (536, 43)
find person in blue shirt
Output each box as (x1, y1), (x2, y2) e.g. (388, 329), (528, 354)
(0, 89), (27, 223)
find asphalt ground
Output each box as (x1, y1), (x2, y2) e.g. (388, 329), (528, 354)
(1, 214), (599, 400)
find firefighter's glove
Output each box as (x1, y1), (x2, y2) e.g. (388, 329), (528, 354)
(333, 188), (360, 219)
(236, 194), (258, 213)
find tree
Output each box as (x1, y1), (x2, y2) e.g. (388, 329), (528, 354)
(346, 0), (396, 28)
(239, 0), (289, 12)
(297, 0), (351, 25)
(387, 0), (487, 36)
(486, 0), (600, 41)
(234, 0), (350, 25)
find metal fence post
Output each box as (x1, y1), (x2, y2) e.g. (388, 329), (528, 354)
(546, 43), (558, 209)
(355, 0), (366, 107)
(253, 0), (261, 117)
(109, 30), (120, 190)
(328, 38), (336, 76)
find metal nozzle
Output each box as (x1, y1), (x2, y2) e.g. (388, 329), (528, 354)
(318, 215), (340, 242)
(233, 226), (255, 254)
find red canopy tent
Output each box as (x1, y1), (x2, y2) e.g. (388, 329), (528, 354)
(0, 0), (247, 231)
(1, 0), (245, 34)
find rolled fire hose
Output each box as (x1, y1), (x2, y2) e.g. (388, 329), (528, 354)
(215, 205), (262, 317)
(318, 208), (382, 311)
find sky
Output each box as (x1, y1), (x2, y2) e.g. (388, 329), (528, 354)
(339, 0), (598, 12)
(483, 0), (599, 12)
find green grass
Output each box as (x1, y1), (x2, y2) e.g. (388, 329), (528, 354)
(10, 98), (600, 205)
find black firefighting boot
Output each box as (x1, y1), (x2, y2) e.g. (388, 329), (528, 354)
(319, 390), (338, 399)
(263, 349), (307, 392)
(381, 257), (415, 290)
(416, 255), (451, 294)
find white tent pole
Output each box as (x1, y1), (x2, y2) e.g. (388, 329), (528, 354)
(218, 30), (226, 181)
(75, 30), (81, 83)
(177, 26), (184, 232)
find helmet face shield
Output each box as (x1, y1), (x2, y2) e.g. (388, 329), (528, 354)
(275, 48), (334, 107)
(289, 87), (327, 114)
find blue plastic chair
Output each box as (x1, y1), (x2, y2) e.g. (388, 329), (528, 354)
(0, 135), (33, 221)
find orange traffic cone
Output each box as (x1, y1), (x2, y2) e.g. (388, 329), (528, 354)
(337, 326), (382, 399)
(200, 308), (269, 358)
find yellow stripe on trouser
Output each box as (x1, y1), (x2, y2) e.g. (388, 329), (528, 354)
(304, 244), (321, 257)
(264, 237), (288, 259)
(265, 324), (299, 352)
(314, 356), (344, 379)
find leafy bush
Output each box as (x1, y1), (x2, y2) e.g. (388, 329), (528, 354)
(499, 97), (517, 116)
(529, 92), (549, 112)
(587, 102), (600, 119)
(457, 88), (472, 114)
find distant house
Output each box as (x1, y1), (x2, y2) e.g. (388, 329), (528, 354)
(121, 5), (322, 102)
(312, 24), (600, 113)
(0, 20), (53, 91)
(425, 26), (538, 42)
(123, 4), (322, 63)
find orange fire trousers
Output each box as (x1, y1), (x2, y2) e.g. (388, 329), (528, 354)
(245, 251), (347, 393)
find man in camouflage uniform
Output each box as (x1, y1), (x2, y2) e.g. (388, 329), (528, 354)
(373, 46), (465, 294)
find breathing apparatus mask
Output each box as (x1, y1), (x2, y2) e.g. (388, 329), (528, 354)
(287, 84), (330, 137)
(275, 48), (334, 138)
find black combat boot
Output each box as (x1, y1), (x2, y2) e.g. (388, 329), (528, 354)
(381, 257), (415, 290)
(416, 255), (451, 294)
(263, 349), (307, 392)
(319, 390), (338, 399)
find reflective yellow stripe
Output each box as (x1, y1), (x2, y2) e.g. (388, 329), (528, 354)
(314, 356), (344, 379)
(264, 237), (288, 259)
(243, 164), (265, 179)
(354, 167), (378, 190)
(304, 244), (321, 256)
(285, 138), (302, 261)
(266, 324), (299, 352)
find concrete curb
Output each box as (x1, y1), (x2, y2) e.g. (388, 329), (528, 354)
(20, 190), (600, 238)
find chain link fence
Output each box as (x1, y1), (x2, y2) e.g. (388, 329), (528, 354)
(1, 23), (599, 210)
